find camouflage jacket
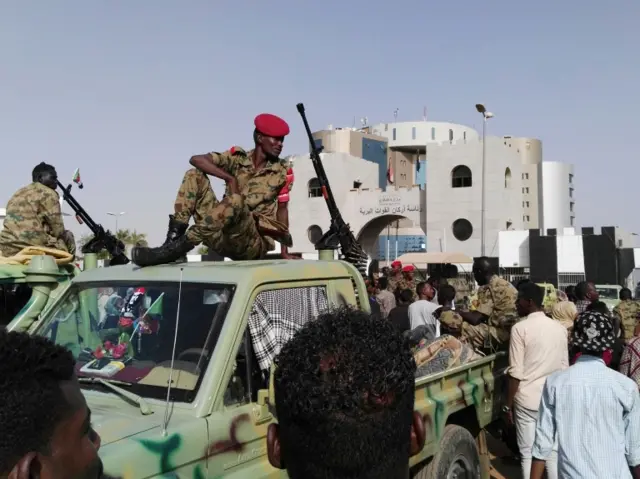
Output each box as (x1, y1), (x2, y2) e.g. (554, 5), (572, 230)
(395, 278), (416, 300)
(439, 309), (464, 335)
(475, 275), (518, 341)
(613, 300), (640, 340)
(0, 182), (66, 257)
(448, 276), (474, 303)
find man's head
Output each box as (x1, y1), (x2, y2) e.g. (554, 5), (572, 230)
(564, 285), (577, 303)
(402, 265), (415, 281)
(268, 307), (425, 479)
(416, 282), (435, 301)
(32, 162), (58, 190)
(472, 257), (495, 286)
(571, 310), (616, 356)
(438, 284), (456, 307)
(390, 261), (402, 274)
(0, 331), (102, 479)
(378, 277), (389, 291)
(253, 113), (289, 159)
(575, 281), (598, 302)
(443, 264), (458, 279)
(399, 289), (414, 305)
(426, 275), (442, 291)
(620, 288), (632, 301)
(516, 282), (544, 317)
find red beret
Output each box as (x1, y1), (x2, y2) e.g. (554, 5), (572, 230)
(391, 261), (402, 268)
(402, 265), (415, 272)
(254, 113), (290, 137)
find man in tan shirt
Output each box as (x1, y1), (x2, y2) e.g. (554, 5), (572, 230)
(506, 282), (568, 479)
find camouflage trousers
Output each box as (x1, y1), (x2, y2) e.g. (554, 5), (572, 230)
(461, 323), (509, 352)
(0, 231), (75, 258)
(173, 169), (283, 260)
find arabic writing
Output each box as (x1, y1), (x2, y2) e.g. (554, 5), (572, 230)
(359, 204), (422, 216)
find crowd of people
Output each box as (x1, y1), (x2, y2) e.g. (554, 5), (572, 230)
(365, 257), (640, 478)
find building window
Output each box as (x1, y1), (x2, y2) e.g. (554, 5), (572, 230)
(526, 201), (530, 207)
(569, 173), (573, 183)
(308, 178), (322, 198)
(570, 216), (574, 226)
(504, 167), (512, 188)
(431, 127), (436, 140)
(526, 215), (530, 221)
(524, 173), (529, 180)
(451, 165), (472, 188)
(452, 219), (473, 242)
(307, 225), (323, 245)
(570, 202), (574, 213)
(463, 131), (467, 140)
(392, 128), (396, 141)
(569, 187), (574, 198)
(411, 127), (416, 140)
(448, 129), (454, 142)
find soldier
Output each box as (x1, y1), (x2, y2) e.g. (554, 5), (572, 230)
(387, 261), (403, 296)
(132, 114), (296, 266)
(444, 264), (473, 310)
(458, 257), (518, 351)
(435, 284), (464, 337)
(613, 288), (640, 342)
(397, 265), (417, 301)
(0, 163), (75, 258)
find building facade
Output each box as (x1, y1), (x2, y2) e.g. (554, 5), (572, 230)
(288, 119), (575, 262)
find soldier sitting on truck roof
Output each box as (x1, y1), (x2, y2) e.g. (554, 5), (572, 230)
(457, 257), (518, 352)
(0, 163), (76, 258)
(132, 113), (296, 267)
(268, 306), (426, 479)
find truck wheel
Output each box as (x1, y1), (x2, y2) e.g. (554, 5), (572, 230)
(414, 425), (481, 479)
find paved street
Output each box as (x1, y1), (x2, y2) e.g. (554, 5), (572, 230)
(488, 433), (521, 479)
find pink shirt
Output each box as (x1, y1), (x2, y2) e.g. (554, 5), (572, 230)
(509, 311), (569, 411)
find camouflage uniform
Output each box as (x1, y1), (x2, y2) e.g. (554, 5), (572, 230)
(448, 276), (474, 310)
(395, 277), (416, 301)
(0, 182), (74, 257)
(387, 272), (402, 297)
(613, 299), (640, 341)
(439, 309), (464, 337)
(462, 275), (517, 351)
(173, 148), (292, 260)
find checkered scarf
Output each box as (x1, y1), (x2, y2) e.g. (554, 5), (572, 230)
(248, 287), (329, 371)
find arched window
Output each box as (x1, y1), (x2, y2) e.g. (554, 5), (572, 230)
(451, 165), (472, 188)
(308, 178), (322, 198)
(504, 167), (512, 188)
(448, 129), (454, 142)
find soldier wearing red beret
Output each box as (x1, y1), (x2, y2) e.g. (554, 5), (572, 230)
(132, 113), (297, 266)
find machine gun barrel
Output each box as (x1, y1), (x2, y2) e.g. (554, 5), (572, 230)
(296, 103), (369, 278)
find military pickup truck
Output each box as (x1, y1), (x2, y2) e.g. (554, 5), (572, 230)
(7, 254), (507, 479)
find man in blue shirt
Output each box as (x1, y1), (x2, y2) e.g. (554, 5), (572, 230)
(531, 311), (640, 479)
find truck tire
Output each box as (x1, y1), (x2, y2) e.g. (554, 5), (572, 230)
(414, 425), (481, 479)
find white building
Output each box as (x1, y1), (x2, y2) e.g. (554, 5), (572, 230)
(287, 119), (575, 261)
(0, 208), (5, 230)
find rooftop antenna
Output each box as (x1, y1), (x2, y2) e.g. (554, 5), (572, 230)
(352, 116), (356, 128)
(394, 108), (399, 121)
(360, 117), (368, 128)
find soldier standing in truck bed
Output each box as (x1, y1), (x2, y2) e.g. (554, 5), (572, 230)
(0, 163), (76, 258)
(613, 288), (640, 342)
(132, 114), (296, 266)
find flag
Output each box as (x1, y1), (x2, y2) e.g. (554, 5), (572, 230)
(144, 293), (164, 316)
(72, 168), (83, 189)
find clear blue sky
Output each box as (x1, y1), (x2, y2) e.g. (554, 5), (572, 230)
(1, 1), (639, 246)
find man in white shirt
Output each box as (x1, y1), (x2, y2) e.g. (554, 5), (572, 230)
(506, 282), (568, 479)
(408, 282), (440, 339)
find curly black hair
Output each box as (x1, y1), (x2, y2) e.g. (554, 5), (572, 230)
(273, 306), (417, 479)
(0, 330), (76, 474)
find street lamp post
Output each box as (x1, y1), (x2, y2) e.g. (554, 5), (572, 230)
(107, 211), (126, 233)
(475, 104), (494, 257)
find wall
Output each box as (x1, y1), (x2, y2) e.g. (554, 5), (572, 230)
(369, 121), (479, 149)
(501, 137), (542, 229)
(425, 137), (524, 258)
(288, 152), (423, 255)
(541, 162), (574, 231)
(498, 230), (530, 267)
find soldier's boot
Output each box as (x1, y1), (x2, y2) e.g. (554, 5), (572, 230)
(132, 235), (196, 267)
(162, 215), (189, 262)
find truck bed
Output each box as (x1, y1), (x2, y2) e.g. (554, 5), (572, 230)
(410, 351), (508, 467)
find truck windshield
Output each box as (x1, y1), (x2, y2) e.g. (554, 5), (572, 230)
(36, 281), (233, 402)
(596, 287), (619, 299)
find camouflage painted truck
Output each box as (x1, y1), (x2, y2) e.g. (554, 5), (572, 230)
(8, 254), (507, 479)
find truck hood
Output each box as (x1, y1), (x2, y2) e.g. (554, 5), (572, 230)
(86, 395), (160, 445)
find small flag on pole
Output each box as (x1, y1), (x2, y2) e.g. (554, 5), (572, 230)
(72, 168), (83, 189)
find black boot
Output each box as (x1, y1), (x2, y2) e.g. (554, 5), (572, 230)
(132, 235), (196, 267)
(162, 215), (188, 246)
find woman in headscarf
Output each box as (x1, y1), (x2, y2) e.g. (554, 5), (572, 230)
(551, 300), (577, 332)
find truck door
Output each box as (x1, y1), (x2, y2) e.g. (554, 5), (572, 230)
(205, 283), (330, 478)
